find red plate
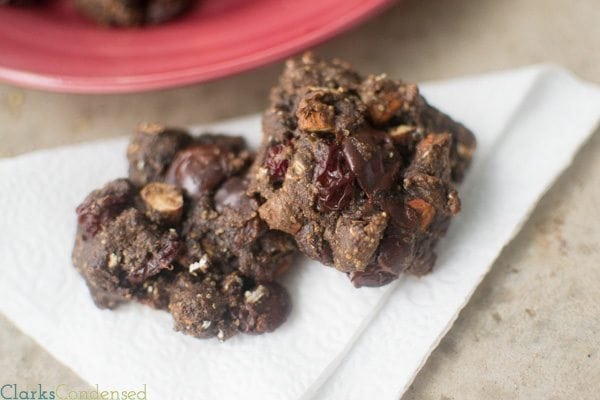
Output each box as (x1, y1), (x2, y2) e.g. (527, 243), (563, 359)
(0, 0), (393, 93)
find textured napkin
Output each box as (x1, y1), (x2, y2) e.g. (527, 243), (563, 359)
(313, 65), (600, 400)
(0, 65), (598, 400)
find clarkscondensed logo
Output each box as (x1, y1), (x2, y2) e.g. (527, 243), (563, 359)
(0, 384), (147, 400)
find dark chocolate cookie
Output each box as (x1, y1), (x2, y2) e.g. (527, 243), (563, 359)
(73, 128), (295, 341)
(250, 53), (476, 287)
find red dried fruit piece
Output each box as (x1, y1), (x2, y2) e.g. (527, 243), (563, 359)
(76, 179), (134, 240)
(135, 233), (182, 283)
(314, 144), (355, 212)
(265, 142), (291, 184)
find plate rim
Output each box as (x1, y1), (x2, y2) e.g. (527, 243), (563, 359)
(0, 0), (394, 93)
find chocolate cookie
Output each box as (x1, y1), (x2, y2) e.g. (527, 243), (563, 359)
(250, 53), (476, 287)
(73, 128), (295, 340)
(73, 0), (195, 27)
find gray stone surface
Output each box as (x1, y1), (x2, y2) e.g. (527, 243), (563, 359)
(403, 130), (600, 400)
(1, 0), (598, 398)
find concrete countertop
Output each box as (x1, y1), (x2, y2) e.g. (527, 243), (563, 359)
(1, 0), (598, 398)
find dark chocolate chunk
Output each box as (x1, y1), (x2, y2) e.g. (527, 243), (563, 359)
(127, 123), (193, 186)
(342, 128), (402, 196)
(165, 144), (230, 197)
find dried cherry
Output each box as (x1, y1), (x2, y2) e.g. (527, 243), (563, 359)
(314, 145), (355, 211)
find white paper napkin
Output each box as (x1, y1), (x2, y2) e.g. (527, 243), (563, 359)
(0, 65), (598, 400)
(313, 65), (600, 400)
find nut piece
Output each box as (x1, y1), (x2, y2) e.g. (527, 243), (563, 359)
(140, 182), (184, 225)
(296, 93), (336, 132)
(244, 285), (269, 304)
(407, 198), (436, 231)
(359, 75), (422, 125)
(189, 255), (210, 275)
